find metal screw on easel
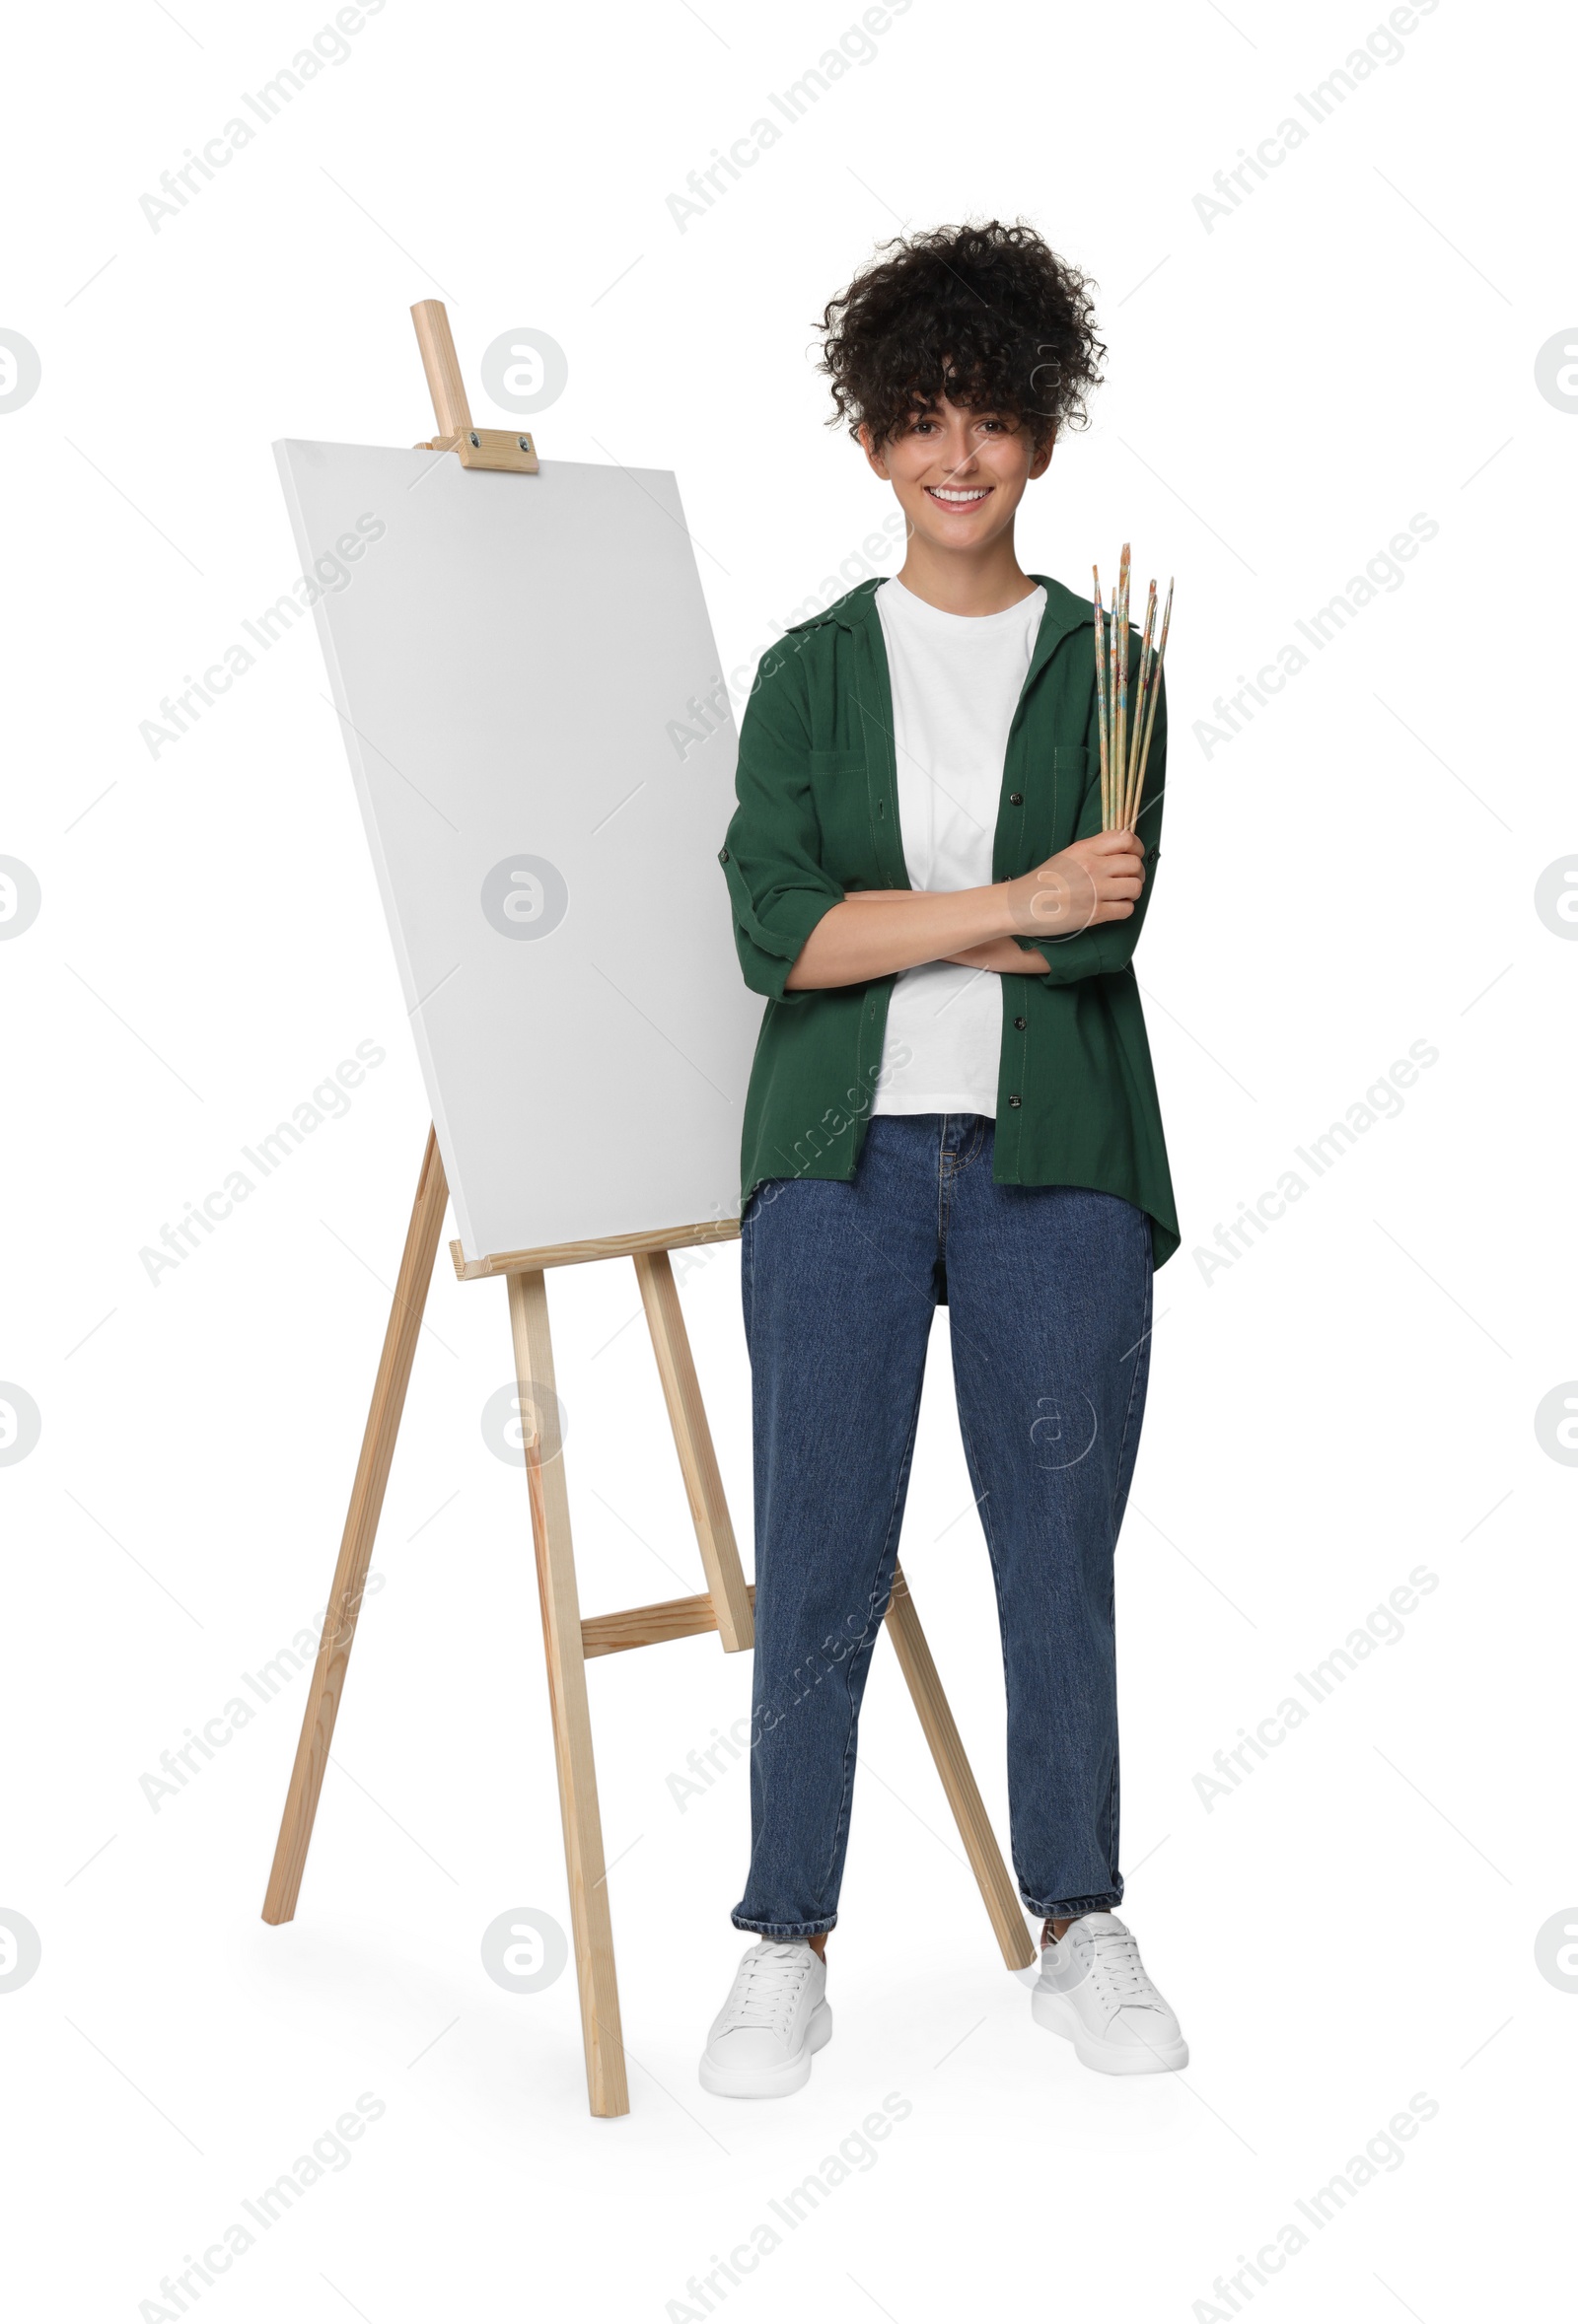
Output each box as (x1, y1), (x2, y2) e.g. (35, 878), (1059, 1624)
(468, 431), (480, 448)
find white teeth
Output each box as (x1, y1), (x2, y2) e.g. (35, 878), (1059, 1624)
(930, 487), (986, 502)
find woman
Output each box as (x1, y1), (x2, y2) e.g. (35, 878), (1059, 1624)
(702, 221), (1185, 2096)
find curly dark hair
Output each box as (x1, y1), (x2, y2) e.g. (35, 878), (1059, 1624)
(817, 219), (1105, 454)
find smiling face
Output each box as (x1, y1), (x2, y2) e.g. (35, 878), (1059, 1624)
(860, 392), (1053, 560)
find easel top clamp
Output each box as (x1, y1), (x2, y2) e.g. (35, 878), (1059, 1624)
(410, 297), (539, 473)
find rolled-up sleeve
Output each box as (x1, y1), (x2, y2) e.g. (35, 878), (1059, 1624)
(718, 648), (844, 1005)
(1027, 662), (1166, 986)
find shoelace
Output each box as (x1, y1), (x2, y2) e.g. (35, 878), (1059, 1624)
(718, 1942), (812, 2034)
(1067, 1925), (1163, 2011)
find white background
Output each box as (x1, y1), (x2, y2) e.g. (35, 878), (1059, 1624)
(3, 1), (1572, 2317)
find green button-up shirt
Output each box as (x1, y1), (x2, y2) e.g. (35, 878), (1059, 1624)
(718, 573), (1180, 1267)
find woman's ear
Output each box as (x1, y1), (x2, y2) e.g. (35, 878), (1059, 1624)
(858, 421), (893, 480)
(1029, 428), (1056, 481)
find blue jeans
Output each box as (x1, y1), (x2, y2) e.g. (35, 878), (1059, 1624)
(732, 1113), (1153, 1937)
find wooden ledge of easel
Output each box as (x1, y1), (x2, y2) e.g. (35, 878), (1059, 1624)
(451, 1218), (741, 1281)
(415, 426), (539, 473)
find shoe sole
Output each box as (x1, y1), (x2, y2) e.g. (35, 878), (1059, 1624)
(1031, 1986), (1188, 2076)
(698, 2000), (832, 2099)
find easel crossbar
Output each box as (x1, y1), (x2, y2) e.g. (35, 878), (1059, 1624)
(582, 1583), (757, 1659)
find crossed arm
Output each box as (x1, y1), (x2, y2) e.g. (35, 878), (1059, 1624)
(783, 827), (1148, 990)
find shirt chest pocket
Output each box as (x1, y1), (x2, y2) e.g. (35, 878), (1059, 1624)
(807, 748), (882, 885)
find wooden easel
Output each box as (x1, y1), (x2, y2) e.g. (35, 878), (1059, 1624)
(260, 304), (1037, 2118)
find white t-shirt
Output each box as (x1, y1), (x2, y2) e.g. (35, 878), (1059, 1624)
(871, 574), (1046, 1117)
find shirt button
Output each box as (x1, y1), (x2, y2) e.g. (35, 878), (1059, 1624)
(1009, 792), (1024, 806)
(1008, 1093), (1022, 1108)
(1014, 1015), (1027, 1030)
(718, 847), (729, 863)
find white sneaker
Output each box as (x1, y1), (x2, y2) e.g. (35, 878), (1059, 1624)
(1032, 1911), (1188, 2075)
(698, 1937), (832, 2098)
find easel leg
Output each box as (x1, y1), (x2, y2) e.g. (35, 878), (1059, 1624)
(884, 1565), (1038, 1971)
(507, 1269), (630, 2119)
(262, 1127), (449, 1924)
(632, 1250), (753, 1653)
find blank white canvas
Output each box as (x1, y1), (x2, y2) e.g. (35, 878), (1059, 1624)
(274, 439), (762, 1262)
